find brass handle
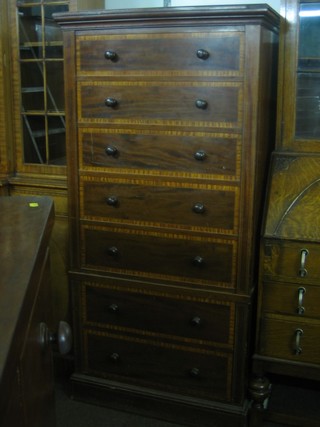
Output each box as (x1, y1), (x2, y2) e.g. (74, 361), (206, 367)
(105, 146), (119, 157)
(196, 49), (210, 60)
(106, 196), (119, 207)
(294, 328), (303, 355)
(194, 150), (207, 161)
(193, 202), (205, 214)
(105, 50), (118, 61)
(297, 287), (306, 315)
(195, 99), (208, 110)
(105, 97), (118, 108)
(299, 248), (309, 277)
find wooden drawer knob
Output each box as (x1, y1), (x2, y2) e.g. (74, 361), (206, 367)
(105, 145), (119, 157)
(107, 246), (119, 257)
(194, 150), (207, 161)
(189, 367), (200, 378)
(106, 196), (119, 207)
(190, 316), (202, 327)
(109, 352), (121, 363)
(108, 303), (119, 313)
(193, 202), (205, 214)
(192, 255), (204, 267)
(195, 99), (208, 110)
(105, 97), (118, 108)
(105, 50), (118, 61)
(196, 49), (210, 60)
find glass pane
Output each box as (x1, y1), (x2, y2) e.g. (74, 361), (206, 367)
(295, 2), (320, 139)
(23, 115), (46, 164)
(46, 61), (65, 111)
(21, 62), (45, 111)
(44, 5), (68, 58)
(48, 116), (66, 165)
(19, 6), (42, 59)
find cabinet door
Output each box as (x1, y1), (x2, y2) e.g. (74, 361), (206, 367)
(279, 0), (320, 152)
(19, 249), (55, 427)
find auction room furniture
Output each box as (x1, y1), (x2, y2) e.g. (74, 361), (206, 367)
(251, 0), (320, 425)
(55, 6), (279, 426)
(0, 196), (55, 427)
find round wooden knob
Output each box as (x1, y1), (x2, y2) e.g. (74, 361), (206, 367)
(194, 150), (207, 161)
(193, 202), (205, 214)
(105, 97), (118, 108)
(108, 246), (119, 257)
(109, 352), (120, 363)
(106, 196), (119, 207)
(192, 256), (204, 267)
(105, 146), (119, 157)
(195, 99), (208, 110)
(189, 367), (200, 378)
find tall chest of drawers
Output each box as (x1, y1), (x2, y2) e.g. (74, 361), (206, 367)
(55, 6), (279, 426)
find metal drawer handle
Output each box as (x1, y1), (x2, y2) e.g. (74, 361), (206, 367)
(196, 49), (210, 60)
(195, 99), (208, 110)
(299, 248), (309, 277)
(294, 328), (304, 355)
(105, 50), (118, 61)
(297, 287), (306, 315)
(105, 97), (118, 108)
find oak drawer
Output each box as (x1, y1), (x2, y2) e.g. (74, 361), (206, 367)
(261, 281), (320, 319)
(77, 81), (242, 129)
(80, 177), (238, 234)
(81, 225), (237, 289)
(82, 281), (235, 347)
(79, 129), (241, 180)
(259, 315), (320, 364)
(83, 329), (233, 401)
(262, 240), (320, 284)
(76, 32), (243, 77)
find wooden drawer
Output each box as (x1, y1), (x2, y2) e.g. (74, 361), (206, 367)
(77, 81), (242, 129)
(76, 32), (243, 77)
(80, 177), (239, 234)
(262, 240), (320, 284)
(259, 314), (320, 364)
(83, 329), (233, 401)
(261, 281), (320, 319)
(81, 225), (237, 289)
(79, 129), (241, 181)
(82, 280), (235, 347)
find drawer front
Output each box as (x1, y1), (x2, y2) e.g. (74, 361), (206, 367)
(82, 281), (235, 347)
(78, 81), (242, 129)
(263, 241), (320, 284)
(260, 315), (320, 364)
(79, 129), (241, 181)
(77, 32), (243, 76)
(83, 330), (233, 401)
(261, 281), (320, 319)
(82, 225), (237, 289)
(80, 178), (239, 234)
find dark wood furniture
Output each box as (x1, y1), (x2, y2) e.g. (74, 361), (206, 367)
(251, 1), (320, 425)
(0, 196), (55, 427)
(55, 6), (279, 426)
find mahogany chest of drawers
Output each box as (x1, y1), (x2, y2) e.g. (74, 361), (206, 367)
(55, 6), (279, 426)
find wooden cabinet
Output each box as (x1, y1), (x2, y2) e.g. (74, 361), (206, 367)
(0, 196), (55, 427)
(55, 6), (279, 426)
(251, 1), (320, 425)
